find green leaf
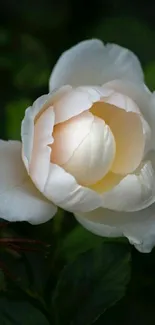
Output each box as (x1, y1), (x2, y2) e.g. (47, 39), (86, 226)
(5, 98), (31, 139)
(53, 242), (131, 325)
(61, 224), (128, 262)
(0, 270), (6, 291)
(0, 297), (50, 325)
(145, 61), (155, 90)
(96, 247), (155, 325)
(61, 225), (104, 262)
(13, 35), (51, 90)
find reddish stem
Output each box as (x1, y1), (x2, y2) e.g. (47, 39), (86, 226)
(0, 238), (47, 245)
(8, 243), (44, 253)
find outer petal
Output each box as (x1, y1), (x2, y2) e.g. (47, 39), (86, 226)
(75, 204), (155, 253)
(21, 86), (71, 171)
(44, 163), (102, 212)
(49, 39), (144, 90)
(29, 105), (55, 192)
(101, 158), (155, 212)
(0, 141), (57, 224)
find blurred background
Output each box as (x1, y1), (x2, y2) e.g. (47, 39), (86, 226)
(1, 0), (155, 141)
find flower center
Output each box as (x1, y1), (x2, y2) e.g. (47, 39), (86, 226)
(51, 110), (116, 186)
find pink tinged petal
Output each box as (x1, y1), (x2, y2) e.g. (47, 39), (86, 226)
(29, 106), (55, 192)
(49, 39), (143, 90)
(0, 141), (57, 224)
(74, 204), (155, 253)
(62, 115), (116, 186)
(43, 164), (102, 212)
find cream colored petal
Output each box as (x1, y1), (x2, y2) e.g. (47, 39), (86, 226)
(21, 94), (50, 171)
(0, 141), (57, 224)
(51, 111), (94, 165)
(49, 39), (143, 90)
(89, 171), (123, 193)
(110, 110), (144, 174)
(91, 100), (144, 175)
(102, 80), (152, 153)
(63, 115), (116, 186)
(43, 163), (102, 212)
(75, 204), (155, 253)
(29, 106), (55, 192)
(21, 86), (71, 171)
(100, 156), (155, 212)
(53, 87), (97, 125)
(53, 86), (114, 125)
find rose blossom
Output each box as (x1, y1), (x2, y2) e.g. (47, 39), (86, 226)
(1, 39), (155, 252)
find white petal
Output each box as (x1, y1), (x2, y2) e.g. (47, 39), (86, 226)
(102, 80), (152, 153)
(0, 141), (57, 224)
(53, 86), (111, 125)
(101, 155), (155, 212)
(49, 39), (144, 90)
(53, 86), (114, 125)
(52, 111), (94, 165)
(29, 105), (55, 192)
(91, 98), (144, 174)
(21, 86), (71, 170)
(75, 204), (155, 253)
(63, 115), (116, 186)
(44, 163), (102, 212)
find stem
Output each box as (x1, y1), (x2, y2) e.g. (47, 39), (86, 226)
(0, 238), (48, 245)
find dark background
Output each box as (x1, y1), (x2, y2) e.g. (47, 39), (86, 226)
(1, 0), (155, 141)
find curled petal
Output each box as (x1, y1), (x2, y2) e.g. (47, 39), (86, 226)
(44, 163), (102, 212)
(53, 86), (112, 125)
(75, 204), (155, 253)
(101, 154), (155, 212)
(29, 106), (55, 192)
(91, 99), (144, 174)
(102, 80), (152, 153)
(21, 86), (71, 171)
(0, 141), (57, 224)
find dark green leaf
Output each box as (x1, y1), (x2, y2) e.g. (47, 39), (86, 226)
(145, 61), (155, 90)
(0, 270), (6, 291)
(53, 242), (131, 325)
(5, 98), (31, 139)
(0, 297), (49, 325)
(61, 225), (104, 262)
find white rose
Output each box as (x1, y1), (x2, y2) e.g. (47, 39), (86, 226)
(1, 39), (155, 252)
